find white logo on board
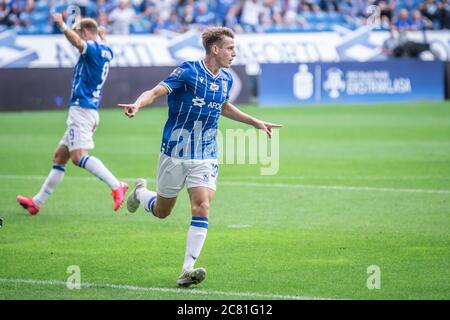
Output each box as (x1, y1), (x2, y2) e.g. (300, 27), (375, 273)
(293, 64), (313, 100)
(323, 68), (346, 99)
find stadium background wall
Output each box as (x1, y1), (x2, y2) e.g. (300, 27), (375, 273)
(0, 66), (251, 111)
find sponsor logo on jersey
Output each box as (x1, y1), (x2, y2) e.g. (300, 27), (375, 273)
(192, 96), (206, 107)
(210, 83), (219, 92)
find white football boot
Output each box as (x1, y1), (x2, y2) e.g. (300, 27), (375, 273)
(176, 267), (207, 287)
(126, 178), (147, 213)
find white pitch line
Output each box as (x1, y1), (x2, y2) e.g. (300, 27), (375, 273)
(0, 175), (144, 183)
(228, 224), (252, 229)
(220, 181), (450, 195)
(220, 175), (450, 181)
(0, 278), (334, 300)
(1, 174), (449, 195)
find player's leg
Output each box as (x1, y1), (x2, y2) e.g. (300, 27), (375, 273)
(126, 154), (185, 218)
(177, 159), (218, 287)
(127, 178), (178, 218)
(70, 148), (128, 211)
(17, 144), (70, 215)
(67, 107), (127, 211)
(177, 186), (215, 287)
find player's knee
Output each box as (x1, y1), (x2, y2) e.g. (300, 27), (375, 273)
(53, 152), (64, 164)
(70, 154), (82, 166)
(53, 150), (68, 165)
(191, 201), (210, 216)
(155, 209), (171, 219)
(153, 205), (172, 219)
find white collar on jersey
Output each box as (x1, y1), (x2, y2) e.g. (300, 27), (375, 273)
(200, 59), (221, 79)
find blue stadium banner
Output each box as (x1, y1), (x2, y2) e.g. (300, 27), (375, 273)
(259, 60), (445, 106)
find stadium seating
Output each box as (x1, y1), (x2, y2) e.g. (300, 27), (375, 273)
(0, 0), (445, 35)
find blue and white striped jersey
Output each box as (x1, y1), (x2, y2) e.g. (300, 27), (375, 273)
(160, 60), (233, 160)
(69, 40), (113, 110)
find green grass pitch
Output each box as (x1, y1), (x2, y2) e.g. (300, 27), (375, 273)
(0, 102), (449, 300)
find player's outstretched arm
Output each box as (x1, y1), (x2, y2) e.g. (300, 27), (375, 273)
(53, 13), (85, 53)
(118, 84), (168, 118)
(221, 102), (282, 138)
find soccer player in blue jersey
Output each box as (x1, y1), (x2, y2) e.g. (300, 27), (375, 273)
(119, 27), (281, 287)
(16, 14), (128, 215)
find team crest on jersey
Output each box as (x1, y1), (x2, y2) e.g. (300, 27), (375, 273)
(101, 49), (112, 60)
(209, 83), (219, 92)
(222, 80), (228, 95)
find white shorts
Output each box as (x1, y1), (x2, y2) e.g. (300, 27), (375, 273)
(59, 106), (99, 152)
(157, 153), (219, 198)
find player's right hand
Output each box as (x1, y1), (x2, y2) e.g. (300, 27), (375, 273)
(118, 103), (139, 118)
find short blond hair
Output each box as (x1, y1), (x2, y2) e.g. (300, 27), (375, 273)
(202, 27), (234, 54)
(72, 18), (98, 34)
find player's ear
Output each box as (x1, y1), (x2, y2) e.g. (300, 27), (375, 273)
(212, 44), (219, 55)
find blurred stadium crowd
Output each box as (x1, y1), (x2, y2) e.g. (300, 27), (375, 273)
(1, 0), (450, 35)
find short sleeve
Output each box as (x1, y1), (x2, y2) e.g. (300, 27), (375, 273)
(160, 62), (190, 94)
(224, 73), (233, 102)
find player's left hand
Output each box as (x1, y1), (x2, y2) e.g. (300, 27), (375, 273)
(98, 26), (106, 40)
(254, 120), (282, 139)
(52, 13), (64, 26)
(118, 103), (139, 118)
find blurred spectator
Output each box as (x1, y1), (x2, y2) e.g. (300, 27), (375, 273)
(9, 0), (34, 27)
(411, 9), (432, 30)
(181, 2), (194, 25)
(397, 0), (417, 11)
(138, 0), (154, 17)
(263, 0), (282, 25)
(165, 9), (182, 32)
(0, 0), (13, 26)
(224, 1), (242, 31)
(213, 0), (236, 25)
(320, 0), (339, 12)
(97, 11), (112, 33)
(379, 14), (390, 29)
(376, 0), (394, 23)
(240, 0), (264, 32)
(152, 0), (172, 20)
(340, 0), (370, 27)
(419, 0), (440, 27)
(395, 8), (412, 31)
(95, 0), (116, 17)
(109, 0), (135, 34)
(151, 12), (166, 34)
(439, 0), (450, 28)
(193, 1), (215, 26)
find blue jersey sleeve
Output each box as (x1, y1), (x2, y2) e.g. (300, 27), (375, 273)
(160, 62), (190, 94)
(224, 71), (233, 102)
